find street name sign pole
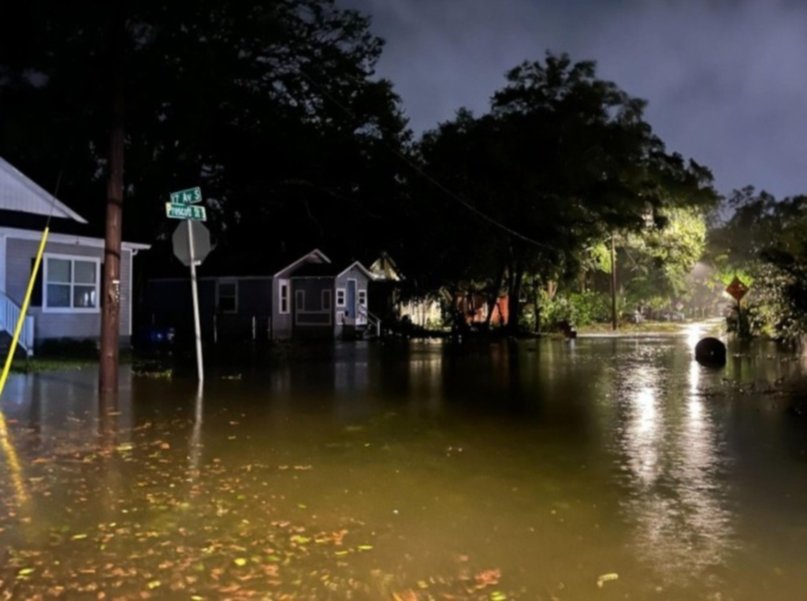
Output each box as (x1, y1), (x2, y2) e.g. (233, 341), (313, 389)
(187, 219), (203, 383)
(168, 187), (210, 384)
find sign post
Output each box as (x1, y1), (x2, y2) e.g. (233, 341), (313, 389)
(168, 187), (211, 383)
(725, 276), (749, 335)
(187, 220), (204, 383)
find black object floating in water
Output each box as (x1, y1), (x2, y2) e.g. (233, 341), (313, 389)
(695, 337), (726, 367)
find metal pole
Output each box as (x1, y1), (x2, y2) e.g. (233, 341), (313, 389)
(610, 234), (618, 331)
(187, 220), (204, 383)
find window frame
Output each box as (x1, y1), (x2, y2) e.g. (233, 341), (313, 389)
(336, 288), (346, 307)
(278, 279), (290, 314)
(42, 253), (101, 314)
(216, 279), (238, 314)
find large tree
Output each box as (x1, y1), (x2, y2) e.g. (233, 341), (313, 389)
(0, 1), (408, 259)
(709, 188), (807, 339)
(411, 53), (717, 331)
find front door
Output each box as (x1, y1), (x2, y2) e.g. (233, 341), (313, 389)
(345, 280), (357, 325)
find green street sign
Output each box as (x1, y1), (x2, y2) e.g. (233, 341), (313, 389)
(165, 202), (207, 221)
(170, 186), (203, 205)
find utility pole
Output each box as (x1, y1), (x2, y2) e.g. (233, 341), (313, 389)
(99, 10), (125, 394)
(610, 234), (618, 331)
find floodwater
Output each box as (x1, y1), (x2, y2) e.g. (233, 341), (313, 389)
(2, 326), (807, 600)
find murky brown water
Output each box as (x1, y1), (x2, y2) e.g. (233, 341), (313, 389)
(2, 326), (807, 600)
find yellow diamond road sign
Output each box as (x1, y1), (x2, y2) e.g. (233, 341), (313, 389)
(725, 276), (749, 302)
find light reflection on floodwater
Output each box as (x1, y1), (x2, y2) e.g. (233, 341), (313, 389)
(1, 335), (807, 599)
(615, 349), (735, 589)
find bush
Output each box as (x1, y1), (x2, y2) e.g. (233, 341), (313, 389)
(541, 291), (611, 328)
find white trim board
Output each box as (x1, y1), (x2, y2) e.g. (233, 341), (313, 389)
(273, 248), (331, 277)
(0, 226), (150, 251)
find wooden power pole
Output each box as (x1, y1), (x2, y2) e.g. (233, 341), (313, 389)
(99, 16), (125, 394)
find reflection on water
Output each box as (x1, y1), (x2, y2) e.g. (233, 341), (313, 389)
(616, 352), (734, 588)
(1, 336), (807, 599)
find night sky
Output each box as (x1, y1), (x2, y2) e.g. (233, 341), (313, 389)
(342, 0), (807, 199)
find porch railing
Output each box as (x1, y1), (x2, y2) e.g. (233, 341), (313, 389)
(0, 291), (34, 356)
(358, 306), (382, 338)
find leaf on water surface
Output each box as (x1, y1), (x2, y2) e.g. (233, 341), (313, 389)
(147, 580), (161, 589)
(596, 572), (619, 588)
(357, 545), (374, 552)
(233, 558), (248, 567)
(490, 592), (507, 601)
(16, 568), (34, 576)
(290, 535), (311, 545)
(474, 569), (501, 589)
(115, 442), (134, 452)
(70, 533), (88, 540)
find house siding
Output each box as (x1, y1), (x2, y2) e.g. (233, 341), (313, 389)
(291, 278), (333, 337)
(6, 238), (132, 342)
(146, 277), (272, 343)
(334, 266), (370, 338)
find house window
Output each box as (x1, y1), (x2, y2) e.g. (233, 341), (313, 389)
(358, 289), (367, 308)
(296, 290), (305, 311)
(279, 279), (289, 314)
(217, 280), (238, 313)
(336, 288), (346, 307)
(322, 289), (332, 310)
(44, 255), (99, 312)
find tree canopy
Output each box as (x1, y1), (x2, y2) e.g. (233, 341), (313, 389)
(408, 53), (717, 330)
(0, 0), (408, 260)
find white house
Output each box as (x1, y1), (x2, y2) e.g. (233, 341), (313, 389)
(0, 157), (150, 354)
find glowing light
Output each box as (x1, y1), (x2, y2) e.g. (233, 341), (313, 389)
(0, 410), (29, 504)
(685, 323), (705, 351)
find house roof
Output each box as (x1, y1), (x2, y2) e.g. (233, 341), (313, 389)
(291, 262), (342, 278)
(368, 251), (404, 281)
(273, 248), (330, 277)
(337, 260), (374, 279)
(0, 157), (88, 223)
(144, 243), (331, 279)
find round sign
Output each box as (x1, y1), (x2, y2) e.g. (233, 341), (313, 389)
(172, 221), (212, 266)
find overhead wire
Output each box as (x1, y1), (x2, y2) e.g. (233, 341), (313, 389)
(295, 67), (556, 251)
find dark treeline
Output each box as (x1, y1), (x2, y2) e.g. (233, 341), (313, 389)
(0, 1), (733, 333)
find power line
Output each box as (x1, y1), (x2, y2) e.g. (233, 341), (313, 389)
(296, 68), (555, 251)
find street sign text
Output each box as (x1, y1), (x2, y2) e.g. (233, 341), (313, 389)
(170, 186), (203, 205)
(166, 203), (207, 221)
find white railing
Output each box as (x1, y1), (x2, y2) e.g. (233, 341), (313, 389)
(0, 292), (34, 356)
(358, 306), (382, 338)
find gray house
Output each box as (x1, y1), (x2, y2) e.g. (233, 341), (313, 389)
(146, 249), (377, 341)
(0, 157), (150, 354)
(291, 260), (375, 339)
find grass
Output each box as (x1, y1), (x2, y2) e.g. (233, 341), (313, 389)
(577, 320), (696, 335)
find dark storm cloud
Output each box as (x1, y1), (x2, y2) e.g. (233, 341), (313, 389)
(342, 0), (807, 198)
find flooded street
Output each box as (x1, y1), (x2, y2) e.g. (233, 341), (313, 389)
(2, 330), (807, 600)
